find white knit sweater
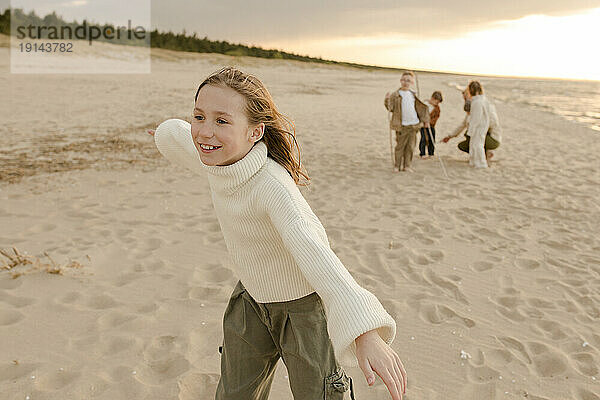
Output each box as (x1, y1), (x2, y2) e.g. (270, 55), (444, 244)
(154, 119), (396, 367)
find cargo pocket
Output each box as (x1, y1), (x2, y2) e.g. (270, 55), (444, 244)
(324, 367), (355, 399)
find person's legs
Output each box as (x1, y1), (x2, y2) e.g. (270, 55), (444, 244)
(469, 131), (488, 168)
(396, 128), (411, 170)
(394, 130), (404, 170)
(457, 136), (470, 153)
(403, 125), (418, 169)
(216, 281), (281, 400)
(271, 292), (353, 400)
(428, 127), (436, 156)
(419, 127), (427, 156)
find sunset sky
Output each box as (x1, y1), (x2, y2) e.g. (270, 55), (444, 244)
(4, 0), (600, 80)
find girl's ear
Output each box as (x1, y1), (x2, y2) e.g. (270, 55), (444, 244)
(249, 123), (265, 143)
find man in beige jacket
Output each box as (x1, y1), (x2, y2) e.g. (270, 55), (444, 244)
(384, 71), (431, 172)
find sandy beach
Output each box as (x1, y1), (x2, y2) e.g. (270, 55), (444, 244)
(1, 34), (599, 399)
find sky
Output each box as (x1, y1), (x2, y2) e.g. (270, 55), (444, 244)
(3, 0), (600, 80)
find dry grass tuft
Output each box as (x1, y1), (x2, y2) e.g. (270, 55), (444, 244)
(0, 247), (84, 279)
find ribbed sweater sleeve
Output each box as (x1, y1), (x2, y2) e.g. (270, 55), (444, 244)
(263, 177), (396, 367)
(153, 119), (204, 175)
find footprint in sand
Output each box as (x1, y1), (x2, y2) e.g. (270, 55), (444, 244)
(526, 341), (569, 378)
(495, 336), (532, 365)
(143, 237), (164, 252)
(571, 387), (600, 400)
(144, 260), (166, 272)
(412, 231), (436, 245)
(471, 260), (494, 272)
(555, 285), (600, 319)
(546, 257), (579, 274)
(188, 329), (222, 359)
(0, 309), (24, 325)
(409, 299), (475, 328)
(0, 292), (36, 308)
(0, 275), (23, 290)
(534, 319), (570, 341)
(58, 291), (82, 305)
(196, 265), (233, 284)
(68, 333), (100, 352)
(495, 301), (527, 322)
(0, 362), (40, 382)
(136, 335), (191, 385)
(100, 335), (143, 356)
(97, 310), (137, 330)
(188, 285), (225, 301)
(34, 369), (81, 391)
(178, 372), (220, 400)
(408, 250), (434, 266)
(112, 271), (150, 287)
(515, 257), (540, 270)
(86, 293), (120, 309)
(136, 302), (158, 314)
(107, 365), (133, 382)
(465, 363), (500, 384)
(423, 268), (469, 304)
(65, 209), (98, 219)
(570, 352), (599, 376)
(525, 297), (556, 310)
(426, 249), (444, 262)
(116, 228), (133, 238)
(28, 223), (57, 233)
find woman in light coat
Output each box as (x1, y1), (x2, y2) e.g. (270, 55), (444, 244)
(443, 83), (501, 167)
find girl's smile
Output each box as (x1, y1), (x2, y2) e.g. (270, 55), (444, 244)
(198, 143), (223, 152)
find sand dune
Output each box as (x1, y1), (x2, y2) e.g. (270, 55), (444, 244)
(1, 36), (599, 399)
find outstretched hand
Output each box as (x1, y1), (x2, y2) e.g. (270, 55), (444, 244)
(442, 136), (450, 143)
(147, 129), (155, 136)
(355, 329), (407, 400)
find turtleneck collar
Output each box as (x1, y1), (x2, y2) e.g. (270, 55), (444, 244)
(201, 140), (268, 195)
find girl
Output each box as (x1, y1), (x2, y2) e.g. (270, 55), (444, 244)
(147, 66), (406, 400)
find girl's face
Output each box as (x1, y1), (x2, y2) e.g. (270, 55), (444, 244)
(191, 84), (264, 166)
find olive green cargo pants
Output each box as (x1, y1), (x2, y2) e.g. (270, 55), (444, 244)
(394, 124), (420, 170)
(457, 133), (500, 153)
(215, 280), (355, 400)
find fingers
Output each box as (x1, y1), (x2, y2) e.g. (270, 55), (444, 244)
(394, 352), (407, 394)
(375, 365), (402, 400)
(358, 355), (376, 385)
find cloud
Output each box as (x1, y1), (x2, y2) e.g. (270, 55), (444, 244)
(150, 0), (600, 42)
(59, 0), (88, 6)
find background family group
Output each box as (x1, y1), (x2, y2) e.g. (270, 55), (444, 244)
(384, 71), (502, 171)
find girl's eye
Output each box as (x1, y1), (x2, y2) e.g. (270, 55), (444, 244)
(194, 115), (204, 121)
(217, 118), (228, 124)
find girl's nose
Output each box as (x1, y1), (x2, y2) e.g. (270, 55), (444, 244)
(192, 124), (214, 141)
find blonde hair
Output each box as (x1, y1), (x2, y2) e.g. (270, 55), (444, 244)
(401, 71), (415, 79)
(195, 67), (310, 186)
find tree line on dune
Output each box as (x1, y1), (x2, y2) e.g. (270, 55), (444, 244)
(0, 8), (392, 71)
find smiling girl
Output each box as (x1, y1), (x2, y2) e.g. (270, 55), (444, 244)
(147, 66), (406, 400)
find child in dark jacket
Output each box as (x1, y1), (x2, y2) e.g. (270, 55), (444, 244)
(419, 91), (443, 158)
